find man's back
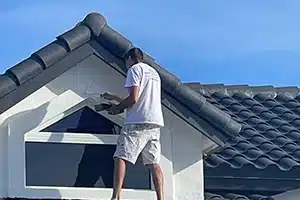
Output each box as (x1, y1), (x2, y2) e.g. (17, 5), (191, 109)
(124, 62), (164, 127)
(109, 47), (165, 200)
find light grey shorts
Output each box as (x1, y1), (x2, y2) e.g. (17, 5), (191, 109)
(113, 124), (161, 165)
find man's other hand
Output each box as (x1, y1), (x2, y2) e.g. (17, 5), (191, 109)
(108, 104), (123, 115)
(101, 92), (116, 101)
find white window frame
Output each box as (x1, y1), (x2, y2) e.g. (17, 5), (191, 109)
(7, 90), (157, 200)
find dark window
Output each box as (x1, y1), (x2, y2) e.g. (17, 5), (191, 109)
(41, 107), (121, 135)
(25, 142), (151, 190)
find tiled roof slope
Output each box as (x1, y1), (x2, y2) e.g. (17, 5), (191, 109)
(0, 12), (241, 145)
(205, 192), (274, 200)
(187, 83), (300, 178)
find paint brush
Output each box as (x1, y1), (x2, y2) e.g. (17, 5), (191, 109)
(94, 103), (112, 112)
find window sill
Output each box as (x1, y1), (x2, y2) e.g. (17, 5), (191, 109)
(20, 186), (156, 200)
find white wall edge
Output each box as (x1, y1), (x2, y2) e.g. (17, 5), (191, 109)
(19, 186), (156, 200)
(25, 132), (119, 144)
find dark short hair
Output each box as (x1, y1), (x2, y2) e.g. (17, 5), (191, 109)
(123, 47), (144, 62)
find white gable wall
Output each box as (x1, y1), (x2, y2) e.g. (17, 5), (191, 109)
(171, 114), (203, 199)
(0, 125), (8, 198)
(0, 54), (205, 200)
(273, 189), (300, 200)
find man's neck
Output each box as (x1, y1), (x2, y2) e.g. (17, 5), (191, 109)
(130, 61), (142, 67)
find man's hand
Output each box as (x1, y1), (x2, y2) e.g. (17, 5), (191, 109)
(101, 92), (117, 101)
(101, 92), (124, 103)
(108, 104), (124, 115)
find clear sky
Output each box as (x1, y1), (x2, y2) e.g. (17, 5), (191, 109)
(0, 0), (299, 86)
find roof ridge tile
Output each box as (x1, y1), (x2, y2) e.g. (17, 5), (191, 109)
(187, 82), (300, 98)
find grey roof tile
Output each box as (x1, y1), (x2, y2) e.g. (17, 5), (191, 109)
(188, 83), (300, 178)
(57, 25), (91, 51)
(0, 12), (242, 145)
(0, 74), (18, 97)
(33, 40), (69, 68)
(7, 57), (44, 85)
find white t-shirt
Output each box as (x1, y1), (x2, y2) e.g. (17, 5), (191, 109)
(124, 62), (164, 127)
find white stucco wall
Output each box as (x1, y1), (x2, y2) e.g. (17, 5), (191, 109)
(171, 114), (203, 200)
(0, 54), (205, 200)
(272, 189), (300, 200)
(0, 125), (8, 198)
(0, 127), (3, 198)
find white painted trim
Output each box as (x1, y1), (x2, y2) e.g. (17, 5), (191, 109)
(21, 186), (156, 200)
(23, 92), (87, 136)
(25, 132), (119, 144)
(35, 90), (86, 128)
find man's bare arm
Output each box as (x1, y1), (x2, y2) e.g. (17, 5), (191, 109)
(107, 86), (139, 115)
(116, 86), (139, 111)
(111, 95), (124, 103)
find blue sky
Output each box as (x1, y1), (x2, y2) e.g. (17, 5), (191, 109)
(0, 0), (299, 86)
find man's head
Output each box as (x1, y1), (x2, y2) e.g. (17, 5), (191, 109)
(123, 47), (144, 68)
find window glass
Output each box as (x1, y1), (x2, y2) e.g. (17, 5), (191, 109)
(41, 107), (121, 135)
(25, 142), (151, 190)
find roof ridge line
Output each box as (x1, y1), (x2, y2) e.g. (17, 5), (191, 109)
(186, 82), (299, 88)
(185, 83), (300, 98)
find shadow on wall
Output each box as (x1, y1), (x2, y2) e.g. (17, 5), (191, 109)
(0, 101), (61, 198)
(68, 108), (117, 188)
(73, 145), (114, 188)
(40, 106), (119, 188)
(2, 102), (50, 135)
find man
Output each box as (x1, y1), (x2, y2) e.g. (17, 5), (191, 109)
(102, 47), (165, 200)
